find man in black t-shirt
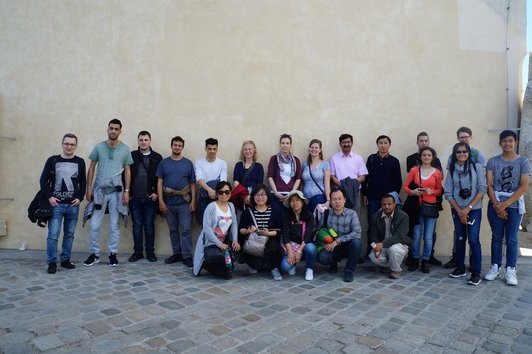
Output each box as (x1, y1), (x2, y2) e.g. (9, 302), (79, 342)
(40, 133), (86, 274)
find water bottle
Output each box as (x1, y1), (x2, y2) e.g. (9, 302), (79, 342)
(224, 249), (232, 270)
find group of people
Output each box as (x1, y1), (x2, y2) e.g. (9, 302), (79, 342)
(40, 120), (530, 287)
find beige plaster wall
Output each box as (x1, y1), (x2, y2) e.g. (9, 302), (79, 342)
(0, 0), (526, 257)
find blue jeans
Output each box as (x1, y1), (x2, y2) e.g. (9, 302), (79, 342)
(129, 197), (157, 255)
(281, 242), (317, 272)
(318, 238), (361, 273)
(487, 203), (522, 268)
(166, 203), (193, 258)
(412, 216), (436, 261)
(452, 208), (482, 273)
(47, 204), (79, 263)
(307, 194), (326, 214)
(89, 192), (121, 256)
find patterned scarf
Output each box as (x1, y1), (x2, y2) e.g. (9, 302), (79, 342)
(277, 152), (296, 178)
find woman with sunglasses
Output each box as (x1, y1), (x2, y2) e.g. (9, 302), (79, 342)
(193, 181), (241, 279)
(404, 147), (443, 274)
(238, 184), (283, 280)
(444, 143), (486, 285)
(267, 134), (302, 211)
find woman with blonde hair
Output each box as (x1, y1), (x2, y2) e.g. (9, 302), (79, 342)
(233, 140), (264, 208)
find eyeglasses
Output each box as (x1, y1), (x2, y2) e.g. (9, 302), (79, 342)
(217, 190), (231, 196)
(458, 135), (470, 139)
(255, 193), (268, 198)
(456, 150), (468, 154)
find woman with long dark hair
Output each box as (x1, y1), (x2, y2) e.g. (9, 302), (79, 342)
(280, 190), (317, 281)
(444, 142), (486, 285)
(403, 147), (443, 274)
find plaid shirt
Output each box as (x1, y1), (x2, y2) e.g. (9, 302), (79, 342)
(320, 208), (361, 243)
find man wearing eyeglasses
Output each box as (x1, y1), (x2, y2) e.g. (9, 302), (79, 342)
(84, 119), (133, 267)
(41, 133), (86, 274)
(156, 136), (196, 268)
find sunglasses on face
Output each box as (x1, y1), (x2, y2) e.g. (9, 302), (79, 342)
(217, 190), (231, 196)
(456, 150), (468, 154)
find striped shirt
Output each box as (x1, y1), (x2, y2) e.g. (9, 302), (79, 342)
(252, 206), (272, 229)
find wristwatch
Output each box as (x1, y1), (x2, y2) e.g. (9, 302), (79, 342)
(468, 205), (473, 209)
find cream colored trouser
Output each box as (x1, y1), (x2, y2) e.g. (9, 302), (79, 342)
(369, 243), (408, 272)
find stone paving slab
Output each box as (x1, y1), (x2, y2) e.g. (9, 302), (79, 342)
(0, 249), (531, 353)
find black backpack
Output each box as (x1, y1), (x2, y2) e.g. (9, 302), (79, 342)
(27, 156), (58, 227)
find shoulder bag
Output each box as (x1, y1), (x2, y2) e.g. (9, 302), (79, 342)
(419, 167), (439, 219)
(242, 209), (268, 258)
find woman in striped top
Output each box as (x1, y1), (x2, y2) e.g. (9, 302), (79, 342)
(238, 184), (283, 280)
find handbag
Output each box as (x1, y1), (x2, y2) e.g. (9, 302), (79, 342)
(418, 167), (439, 218)
(203, 245), (225, 264)
(420, 202), (439, 218)
(242, 209), (268, 257)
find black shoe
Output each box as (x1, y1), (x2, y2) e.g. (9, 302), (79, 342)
(147, 254), (157, 262)
(182, 257), (193, 268)
(128, 253), (144, 262)
(83, 254), (100, 266)
(449, 267), (467, 278)
(429, 255), (442, 266)
(328, 262), (338, 274)
(444, 255), (457, 269)
(421, 260), (430, 274)
(47, 262), (57, 274)
(165, 254), (182, 264)
(343, 271), (354, 282)
(109, 253), (119, 267)
(405, 256), (414, 267)
(60, 260), (76, 269)
(468, 273), (481, 286)
(408, 259), (419, 272)
(223, 273), (232, 280)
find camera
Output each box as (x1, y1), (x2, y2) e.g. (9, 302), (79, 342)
(459, 188), (471, 199)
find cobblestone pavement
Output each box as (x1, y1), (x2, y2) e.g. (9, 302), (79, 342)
(0, 249), (531, 354)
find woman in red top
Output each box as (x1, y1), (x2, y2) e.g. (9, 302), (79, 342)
(403, 147), (443, 273)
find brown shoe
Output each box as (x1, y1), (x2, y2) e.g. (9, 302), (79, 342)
(389, 271), (401, 279)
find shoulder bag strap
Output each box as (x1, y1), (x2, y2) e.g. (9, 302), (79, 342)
(308, 164), (325, 195)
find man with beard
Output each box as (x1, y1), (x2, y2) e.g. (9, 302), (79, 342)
(83, 119), (133, 267)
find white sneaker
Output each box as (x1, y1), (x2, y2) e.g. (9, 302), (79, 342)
(271, 267), (282, 281)
(484, 264), (500, 281)
(248, 267), (258, 274)
(288, 267), (296, 276)
(505, 267), (517, 286)
(305, 268), (314, 281)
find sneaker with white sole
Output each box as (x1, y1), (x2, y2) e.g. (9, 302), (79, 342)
(248, 267), (258, 274)
(271, 267), (282, 281)
(484, 264), (499, 281)
(305, 268), (314, 281)
(109, 253), (119, 267)
(83, 254), (100, 266)
(288, 267), (296, 275)
(505, 266), (517, 286)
